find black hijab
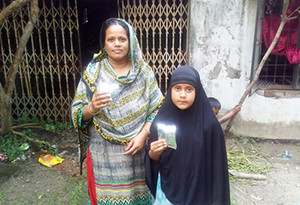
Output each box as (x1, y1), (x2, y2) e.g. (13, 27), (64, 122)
(145, 66), (230, 205)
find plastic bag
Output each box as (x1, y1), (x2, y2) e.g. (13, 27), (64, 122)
(38, 154), (64, 167)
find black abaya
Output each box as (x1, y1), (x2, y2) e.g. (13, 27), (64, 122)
(145, 66), (230, 205)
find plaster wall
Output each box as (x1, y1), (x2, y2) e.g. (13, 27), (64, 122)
(189, 0), (300, 140)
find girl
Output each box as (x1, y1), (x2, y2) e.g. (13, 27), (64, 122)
(145, 66), (230, 205)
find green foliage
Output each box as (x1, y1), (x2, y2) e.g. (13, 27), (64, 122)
(33, 173), (88, 204)
(13, 112), (39, 124)
(227, 139), (273, 177)
(1, 113), (73, 160)
(67, 174), (89, 205)
(13, 112), (73, 134)
(236, 134), (244, 140)
(0, 128), (57, 161)
(22, 129), (57, 155)
(22, 129), (37, 139)
(45, 123), (56, 133)
(0, 133), (29, 160)
(45, 120), (73, 135)
(0, 190), (5, 200)
(0, 172), (88, 204)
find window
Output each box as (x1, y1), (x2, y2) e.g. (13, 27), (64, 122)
(251, 0), (300, 91)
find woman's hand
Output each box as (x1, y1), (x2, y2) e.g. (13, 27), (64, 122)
(82, 92), (112, 121)
(123, 132), (147, 155)
(89, 92), (112, 113)
(149, 139), (168, 160)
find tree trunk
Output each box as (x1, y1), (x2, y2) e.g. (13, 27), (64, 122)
(0, 0), (31, 25)
(0, 0), (39, 135)
(0, 86), (12, 134)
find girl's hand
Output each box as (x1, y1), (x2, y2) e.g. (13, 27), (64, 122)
(232, 104), (242, 114)
(149, 139), (168, 160)
(150, 139), (168, 153)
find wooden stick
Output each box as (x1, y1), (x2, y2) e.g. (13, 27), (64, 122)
(12, 129), (51, 148)
(229, 169), (267, 180)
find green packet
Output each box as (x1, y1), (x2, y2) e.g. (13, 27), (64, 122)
(157, 123), (177, 150)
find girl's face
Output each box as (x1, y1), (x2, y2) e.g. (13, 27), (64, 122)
(104, 24), (129, 62)
(171, 83), (196, 110)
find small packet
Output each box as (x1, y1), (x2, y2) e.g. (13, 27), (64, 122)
(38, 154), (64, 167)
(0, 153), (8, 161)
(97, 82), (119, 102)
(19, 143), (30, 151)
(97, 82), (119, 93)
(157, 123), (177, 150)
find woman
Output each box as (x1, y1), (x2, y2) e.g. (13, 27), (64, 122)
(145, 66), (230, 205)
(71, 18), (163, 204)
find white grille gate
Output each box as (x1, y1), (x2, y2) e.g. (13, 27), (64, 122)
(0, 0), (81, 122)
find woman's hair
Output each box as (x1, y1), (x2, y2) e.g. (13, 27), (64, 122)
(208, 97), (221, 109)
(99, 18), (130, 49)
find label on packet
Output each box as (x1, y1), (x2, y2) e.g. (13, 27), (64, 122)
(157, 123), (177, 150)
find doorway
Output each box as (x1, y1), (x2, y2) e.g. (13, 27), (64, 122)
(78, 0), (118, 66)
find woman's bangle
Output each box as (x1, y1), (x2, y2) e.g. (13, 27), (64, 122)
(87, 103), (99, 116)
(143, 128), (151, 135)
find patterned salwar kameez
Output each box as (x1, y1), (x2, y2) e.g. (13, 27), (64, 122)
(71, 18), (163, 205)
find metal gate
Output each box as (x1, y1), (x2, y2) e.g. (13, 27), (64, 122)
(118, 0), (189, 94)
(0, 0), (81, 123)
(1, 0), (189, 123)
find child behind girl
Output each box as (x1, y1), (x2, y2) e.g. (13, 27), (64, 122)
(208, 97), (241, 124)
(145, 66), (230, 205)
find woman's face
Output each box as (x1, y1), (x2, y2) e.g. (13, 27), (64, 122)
(104, 24), (129, 62)
(171, 83), (196, 110)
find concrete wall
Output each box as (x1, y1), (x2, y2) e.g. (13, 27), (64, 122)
(189, 0), (300, 140)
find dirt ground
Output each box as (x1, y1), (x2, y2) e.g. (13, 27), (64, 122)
(0, 129), (88, 205)
(0, 130), (300, 205)
(228, 138), (300, 205)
